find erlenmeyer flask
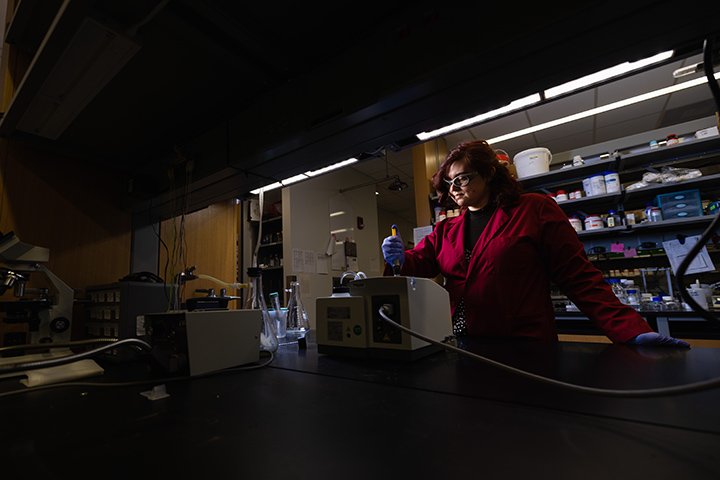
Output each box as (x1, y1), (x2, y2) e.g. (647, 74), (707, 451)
(245, 267), (278, 352)
(286, 280), (310, 337)
(269, 291), (286, 339)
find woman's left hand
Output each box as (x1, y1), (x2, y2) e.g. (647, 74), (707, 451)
(628, 332), (690, 348)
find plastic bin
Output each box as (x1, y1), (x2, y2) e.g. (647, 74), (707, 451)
(656, 189), (702, 219)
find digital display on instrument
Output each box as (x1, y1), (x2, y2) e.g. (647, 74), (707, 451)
(327, 306), (351, 319)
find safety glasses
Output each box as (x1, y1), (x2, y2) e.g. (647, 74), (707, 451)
(443, 172), (479, 189)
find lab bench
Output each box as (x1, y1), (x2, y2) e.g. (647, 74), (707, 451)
(556, 310), (720, 344)
(1, 337), (719, 479)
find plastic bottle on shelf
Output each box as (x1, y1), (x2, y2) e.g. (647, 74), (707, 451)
(589, 174), (607, 196)
(644, 204), (653, 222)
(625, 289), (640, 309)
(651, 296), (665, 311)
(604, 171), (621, 193)
(568, 216), (583, 233)
(650, 207), (663, 222)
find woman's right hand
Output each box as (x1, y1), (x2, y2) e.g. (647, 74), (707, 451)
(381, 235), (405, 266)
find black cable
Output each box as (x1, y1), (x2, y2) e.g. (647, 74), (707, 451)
(702, 36), (720, 123)
(378, 307), (720, 398)
(676, 35), (720, 322)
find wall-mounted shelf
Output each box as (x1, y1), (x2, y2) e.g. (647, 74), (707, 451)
(555, 191), (623, 213)
(259, 241), (283, 248)
(517, 157), (617, 190)
(618, 135), (720, 172)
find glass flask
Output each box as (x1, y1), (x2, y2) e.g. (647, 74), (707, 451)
(269, 291), (287, 339)
(286, 280), (310, 337)
(245, 267), (278, 352)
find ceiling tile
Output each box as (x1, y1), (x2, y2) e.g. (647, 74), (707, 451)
(527, 90), (596, 124)
(595, 95), (667, 127)
(534, 117), (595, 141)
(468, 110), (531, 140)
(595, 112), (663, 144)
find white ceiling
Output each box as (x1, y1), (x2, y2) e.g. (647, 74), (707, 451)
(348, 52), (717, 225)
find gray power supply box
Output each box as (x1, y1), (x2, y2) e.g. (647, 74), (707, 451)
(142, 309), (261, 375)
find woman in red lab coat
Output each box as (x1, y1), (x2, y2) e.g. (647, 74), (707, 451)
(381, 140), (688, 347)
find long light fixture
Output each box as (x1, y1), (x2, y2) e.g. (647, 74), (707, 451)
(250, 157), (358, 194)
(416, 50), (674, 143)
(487, 71), (720, 145)
(416, 94), (541, 141)
(544, 50), (673, 99)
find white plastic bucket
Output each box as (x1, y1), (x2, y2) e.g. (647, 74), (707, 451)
(513, 147), (552, 179)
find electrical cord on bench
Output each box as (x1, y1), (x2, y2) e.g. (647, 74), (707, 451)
(378, 306), (720, 398)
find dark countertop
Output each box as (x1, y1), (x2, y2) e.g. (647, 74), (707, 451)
(1, 338), (720, 479)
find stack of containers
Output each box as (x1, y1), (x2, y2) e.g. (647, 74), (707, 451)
(582, 171), (620, 197)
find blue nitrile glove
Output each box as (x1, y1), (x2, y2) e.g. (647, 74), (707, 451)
(381, 233), (405, 266)
(628, 332), (690, 348)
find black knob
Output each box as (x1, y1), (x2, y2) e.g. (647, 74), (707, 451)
(50, 317), (70, 333)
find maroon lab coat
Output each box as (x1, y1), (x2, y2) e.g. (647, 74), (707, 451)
(393, 193), (651, 343)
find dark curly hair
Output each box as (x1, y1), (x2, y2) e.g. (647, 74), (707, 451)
(431, 140), (522, 209)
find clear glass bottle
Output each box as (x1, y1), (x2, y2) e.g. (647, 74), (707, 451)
(639, 293), (654, 311)
(245, 267), (278, 352)
(286, 280), (310, 338)
(608, 278), (628, 304)
(662, 295), (679, 311)
(651, 295), (665, 311)
(269, 291), (286, 339)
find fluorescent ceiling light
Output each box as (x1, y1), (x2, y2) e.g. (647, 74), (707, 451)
(416, 94), (541, 141)
(487, 72), (720, 145)
(305, 157), (358, 176)
(279, 173), (309, 185)
(544, 50), (674, 99)
(250, 157), (358, 194)
(416, 51), (674, 143)
(250, 182), (282, 194)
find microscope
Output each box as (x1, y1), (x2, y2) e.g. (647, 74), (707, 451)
(0, 232), (74, 348)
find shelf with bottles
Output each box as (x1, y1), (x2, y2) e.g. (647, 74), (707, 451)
(428, 194), (459, 225)
(258, 240), (283, 248)
(576, 224), (630, 239)
(552, 190), (623, 213)
(588, 250), (720, 270)
(566, 189), (717, 238)
(517, 155), (617, 190)
(617, 133), (720, 173)
(257, 252), (283, 269)
(622, 172), (720, 206)
(625, 215), (715, 233)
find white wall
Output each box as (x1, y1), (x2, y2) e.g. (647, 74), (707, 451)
(282, 168), (382, 327)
